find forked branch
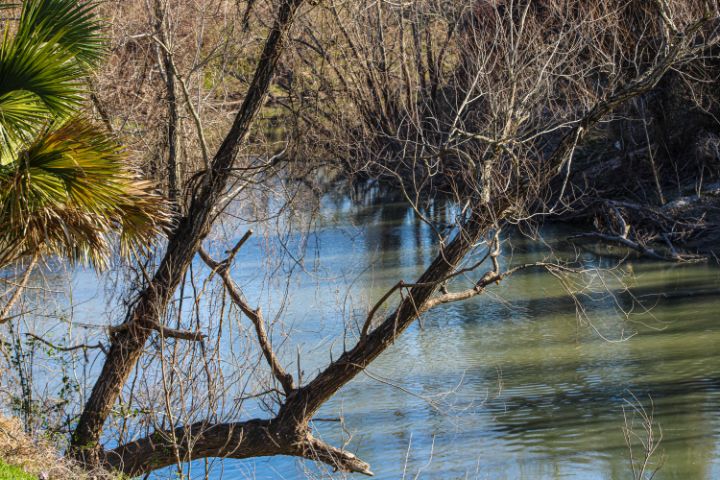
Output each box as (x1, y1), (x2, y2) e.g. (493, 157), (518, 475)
(199, 241), (295, 395)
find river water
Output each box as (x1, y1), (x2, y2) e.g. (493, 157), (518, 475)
(59, 193), (720, 479)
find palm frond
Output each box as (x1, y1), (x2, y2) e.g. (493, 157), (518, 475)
(0, 0), (107, 151)
(0, 1), (167, 269)
(16, 0), (106, 67)
(0, 89), (57, 159)
(0, 29), (86, 148)
(0, 119), (168, 269)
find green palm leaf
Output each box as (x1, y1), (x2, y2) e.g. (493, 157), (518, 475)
(0, 0), (106, 156)
(0, 119), (168, 268)
(16, 0), (106, 67)
(0, 0), (168, 270)
(0, 32), (83, 155)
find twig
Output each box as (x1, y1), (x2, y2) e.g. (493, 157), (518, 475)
(199, 238), (295, 395)
(108, 321), (206, 342)
(25, 333), (108, 355)
(0, 252), (39, 325)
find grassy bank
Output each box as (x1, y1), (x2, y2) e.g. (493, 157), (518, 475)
(0, 416), (117, 480)
(0, 461), (35, 480)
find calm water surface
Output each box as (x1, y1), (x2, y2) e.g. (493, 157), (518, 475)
(66, 195), (719, 479)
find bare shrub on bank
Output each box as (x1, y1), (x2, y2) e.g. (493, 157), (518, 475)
(284, 0), (720, 258)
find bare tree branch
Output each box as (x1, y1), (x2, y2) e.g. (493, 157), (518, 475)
(199, 245), (295, 395)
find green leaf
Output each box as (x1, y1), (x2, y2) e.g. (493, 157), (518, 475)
(0, 1), (167, 270)
(16, 0), (106, 67)
(0, 119), (168, 269)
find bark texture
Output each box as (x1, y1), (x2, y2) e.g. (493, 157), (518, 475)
(70, 0), (306, 459)
(104, 419), (373, 477)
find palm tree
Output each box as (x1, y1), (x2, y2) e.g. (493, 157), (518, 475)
(0, 0), (167, 271)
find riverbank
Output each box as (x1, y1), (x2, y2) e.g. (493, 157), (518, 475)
(0, 416), (116, 480)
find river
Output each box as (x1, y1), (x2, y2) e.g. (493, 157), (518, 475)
(36, 191), (720, 479)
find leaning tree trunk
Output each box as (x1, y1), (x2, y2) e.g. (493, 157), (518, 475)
(70, 0), (306, 459)
(97, 212), (487, 477)
(71, 3), (716, 475)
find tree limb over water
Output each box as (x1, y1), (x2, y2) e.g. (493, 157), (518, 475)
(16, 0), (716, 476)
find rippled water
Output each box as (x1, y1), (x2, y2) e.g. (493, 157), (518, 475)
(63, 195), (720, 479)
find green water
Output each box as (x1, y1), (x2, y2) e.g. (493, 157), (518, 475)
(36, 196), (720, 479)
(249, 198), (720, 479)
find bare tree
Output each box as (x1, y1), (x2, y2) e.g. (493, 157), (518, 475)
(69, 0), (308, 463)
(61, 0), (720, 477)
(2, 0), (718, 478)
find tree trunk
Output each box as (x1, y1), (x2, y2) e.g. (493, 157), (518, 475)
(278, 217), (485, 424)
(70, 0), (306, 459)
(154, 0), (180, 206)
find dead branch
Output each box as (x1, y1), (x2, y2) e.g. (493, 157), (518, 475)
(24, 333), (108, 355)
(199, 245), (295, 395)
(108, 322), (206, 342)
(569, 232), (707, 262)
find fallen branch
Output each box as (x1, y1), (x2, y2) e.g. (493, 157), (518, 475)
(569, 232), (707, 262)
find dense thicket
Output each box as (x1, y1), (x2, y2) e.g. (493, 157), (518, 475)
(277, 0), (720, 258)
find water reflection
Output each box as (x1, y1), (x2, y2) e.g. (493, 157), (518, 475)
(53, 196), (720, 479)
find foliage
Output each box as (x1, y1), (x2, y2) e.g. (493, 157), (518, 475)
(0, 462), (35, 480)
(0, 0), (167, 269)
